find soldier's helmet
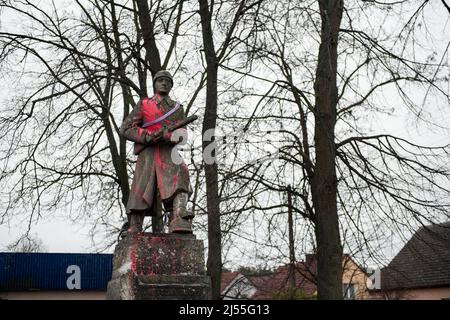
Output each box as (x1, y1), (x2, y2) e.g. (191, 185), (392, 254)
(153, 70), (173, 86)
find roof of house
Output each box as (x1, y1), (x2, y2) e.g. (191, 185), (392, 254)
(247, 254), (368, 299)
(220, 272), (241, 293)
(249, 261), (317, 299)
(381, 221), (450, 291)
(0, 252), (113, 291)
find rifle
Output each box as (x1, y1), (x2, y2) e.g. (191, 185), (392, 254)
(134, 115), (198, 155)
(162, 115), (198, 132)
(154, 114), (198, 138)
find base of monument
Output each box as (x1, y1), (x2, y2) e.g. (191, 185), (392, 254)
(107, 273), (211, 300)
(106, 233), (211, 300)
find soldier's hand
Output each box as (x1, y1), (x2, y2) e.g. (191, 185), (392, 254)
(148, 127), (178, 144)
(146, 127), (164, 143)
(161, 128), (178, 144)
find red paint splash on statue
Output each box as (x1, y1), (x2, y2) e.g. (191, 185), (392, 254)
(129, 232), (138, 294)
(173, 174), (178, 191)
(142, 97), (164, 134)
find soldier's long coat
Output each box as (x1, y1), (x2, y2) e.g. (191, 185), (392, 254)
(119, 94), (192, 215)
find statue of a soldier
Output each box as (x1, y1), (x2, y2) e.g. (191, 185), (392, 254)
(119, 70), (194, 234)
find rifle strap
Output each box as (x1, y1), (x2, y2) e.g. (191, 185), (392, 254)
(142, 99), (181, 128)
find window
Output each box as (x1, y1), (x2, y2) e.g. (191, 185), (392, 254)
(343, 283), (356, 300)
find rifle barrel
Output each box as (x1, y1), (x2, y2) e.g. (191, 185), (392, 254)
(168, 115), (198, 131)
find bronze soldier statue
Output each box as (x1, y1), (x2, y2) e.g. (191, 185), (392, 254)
(119, 70), (194, 234)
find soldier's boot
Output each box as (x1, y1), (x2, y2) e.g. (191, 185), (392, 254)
(128, 211), (144, 233)
(169, 192), (194, 233)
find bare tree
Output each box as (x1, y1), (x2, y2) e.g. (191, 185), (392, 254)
(221, 0), (450, 299)
(312, 0), (344, 300)
(6, 234), (47, 252)
(197, 0), (264, 300)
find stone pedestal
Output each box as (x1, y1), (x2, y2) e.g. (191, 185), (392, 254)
(106, 233), (211, 300)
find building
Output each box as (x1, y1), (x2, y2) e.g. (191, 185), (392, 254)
(377, 221), (450, 300)
(0, 252), (112, 300)
(252, 254), (370, 300)
(342, 255), (371, 300)
(249, 259), (316, 299)
(221, 254), (371, 300)
(220, 272), (257, 300)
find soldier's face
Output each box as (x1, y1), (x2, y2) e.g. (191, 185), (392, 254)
(154, 77), (172, 95)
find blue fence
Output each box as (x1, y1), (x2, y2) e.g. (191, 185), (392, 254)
(0, 252), (113, 291)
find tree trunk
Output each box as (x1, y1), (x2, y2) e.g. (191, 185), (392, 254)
(110, 0), (131, 208)
(312, 0), (344, 300)
(287, 186), (296, 290)
(198, 0), (222, 300)
(135, 0), (162, 77)
(132, 0), (148, 97)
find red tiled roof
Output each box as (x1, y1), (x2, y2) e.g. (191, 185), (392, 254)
(249, 261), (318, 299)
(221, 272), (240, 292)
(226, 254), (365, 299)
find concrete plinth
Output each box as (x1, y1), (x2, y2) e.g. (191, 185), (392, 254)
(106, 233), (211, 300)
